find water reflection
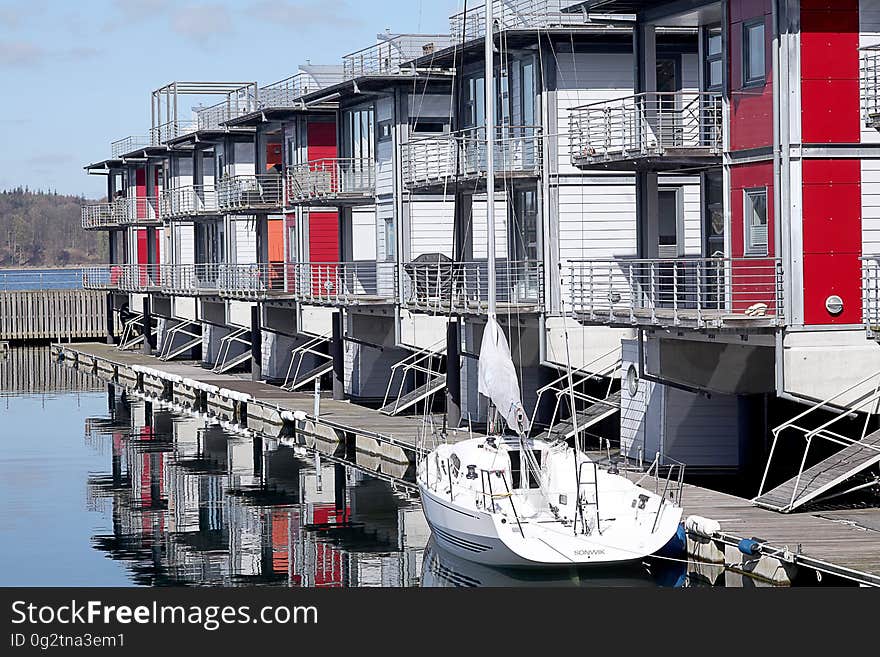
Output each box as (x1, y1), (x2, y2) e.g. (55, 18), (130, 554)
(85, 389), (426, 587)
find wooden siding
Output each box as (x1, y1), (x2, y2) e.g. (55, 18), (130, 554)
(0, 290), (108, 341)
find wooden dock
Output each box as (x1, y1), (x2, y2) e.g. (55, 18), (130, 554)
(52, 341), (880, 587)
(0, 289), (108, 341)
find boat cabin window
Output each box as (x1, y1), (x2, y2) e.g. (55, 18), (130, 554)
(508, 449), (541, 489)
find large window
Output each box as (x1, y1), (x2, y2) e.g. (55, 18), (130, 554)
(343, 106), (375, 161)
(658, 188), (682, 258)
(743, 19), (766, 86)
(743, 188), (768, 256)
(705, 26), (723, 91)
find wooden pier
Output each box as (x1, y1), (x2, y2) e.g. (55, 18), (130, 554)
(0, 289), (108, 342)
(52, 341), (880, 587)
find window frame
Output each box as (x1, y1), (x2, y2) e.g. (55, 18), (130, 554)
(743, 187), (769, 257)
(742, 18), (766, 87)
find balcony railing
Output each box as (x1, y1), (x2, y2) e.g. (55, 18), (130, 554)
(218, 175), (285, 212)
(150, 120), (198, 145)
(81, 264), (163, 293)
(403, 126), (543, 188)
(111, 136), (151, 158)
(862, 46), (880, 128)
(159, 263), (224, 296)
(116, 196), (161, 226)
(566, 257), (785, 329)
(291, 262), (398, 305)
(450, 0), (588, 41)
(862, 257), (880, 335)
(401, 259), (543, 314)
(286, 159), (376, 204)
(569, 92), (723, 168)
(197, 85), (258, 131)
(159, 185), (220, 219)
(342, 34), (454, 79)
(82, 203), (121, 230)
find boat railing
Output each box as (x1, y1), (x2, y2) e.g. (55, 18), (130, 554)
(574, 460), (601, 536)
(478, 468), (525, 537)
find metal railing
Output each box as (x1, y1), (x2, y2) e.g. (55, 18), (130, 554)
(159, 185), (220, 219)
(81, 264), (162, 293)
(863, 257), (880, 333)
(450, 0), (588, 41)
(150, 120), (198, 145)
(403, 126), (543, 188)
(111, 136), (151, 158)
(342, 34), (454, 79)
(217, 262), (291, 299)
(115, 196), (161, 225)
(197, 84), (259, 130)
(159, 263), (224, 296)
(258, 73), (317, 108)
(861, 45), (880, 125)
(0, 269), (84, 291)
(286, 159), (376, 203)
(292, 261), (398, 305)
(569, 92), (723, 165)
(402, 259), (543, 312)
(81, 203), (121, 230)
(567, 257), (784, 328)
(218, 174), (285, 211)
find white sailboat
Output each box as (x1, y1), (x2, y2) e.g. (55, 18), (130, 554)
(416, 1), (683, 568)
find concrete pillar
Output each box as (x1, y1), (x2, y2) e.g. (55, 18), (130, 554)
(446, 318), (461, 428)
(142, 296), (153, 356)
(251, 305), (262, 382)
(331, 310), (345, 401)
(105, 292), (115, 345)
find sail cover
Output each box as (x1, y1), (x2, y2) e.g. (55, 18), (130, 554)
(478, 316), (530, 434)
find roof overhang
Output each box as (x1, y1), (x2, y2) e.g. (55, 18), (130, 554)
(300, 72), (453, 106)
(223, 104), (338, 128)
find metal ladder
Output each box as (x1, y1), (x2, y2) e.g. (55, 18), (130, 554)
(380, 340), (447, 416)
(212, 327), (252, 374)
(158, 320), (202, 361)
(282, 335), (333, 391)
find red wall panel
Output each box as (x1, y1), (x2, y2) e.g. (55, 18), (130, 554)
(728, 0), (773, 151)
(307, 121), (337, 162)
(308, 211), (339, 264)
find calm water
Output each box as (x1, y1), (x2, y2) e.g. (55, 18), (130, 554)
(0, 268), (83, 291)
(0, 348), (721, 588)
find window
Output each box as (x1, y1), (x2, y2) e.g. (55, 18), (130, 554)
(378, 120), (393, 142)
(743, 188), (768, 256)
(384, 217), (396, 261)
(520, 59), (536, 127)
(409, 120), (447, 134)
(743, 19), (766, 86)
(658, 188), (682, 258)
(705, 26), (723, 90)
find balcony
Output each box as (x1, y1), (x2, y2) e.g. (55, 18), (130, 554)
(159, 264), (224, 297)
(159, 185), (220, 220)
(342, 34), (454, 80)
(403, 126), (542, 190)
(566, 257), (785, 330)
(81, 264), (163, 294)
(569, 92), (723, 171)
(111, 136), (151, 158)
(115, 196), (161, 226)
(286, 159), (376, 205)
(292, 262), (398, 306)
(82, 203), (123, 230)
(450, 0), (589, 41)
(217, 175), (284, 213)
(401, 259), (543, 315)
(862, 46), (880, 130)
(863, 257), (880, 338)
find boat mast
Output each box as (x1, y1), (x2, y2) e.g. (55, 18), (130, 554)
(485, 0), (496, 319)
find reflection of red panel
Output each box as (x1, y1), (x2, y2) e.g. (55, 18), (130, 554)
(272, 513), (289, 574)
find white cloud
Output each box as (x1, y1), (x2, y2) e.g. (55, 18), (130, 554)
(248, 1), (361, 29)
(170, 3), (235, 45)
(0, 40), (46, 67)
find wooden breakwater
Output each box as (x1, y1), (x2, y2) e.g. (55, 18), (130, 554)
(0, 289), (108, 342)
(0, 346), (104, 394)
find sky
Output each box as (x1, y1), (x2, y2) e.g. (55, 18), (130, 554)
(0, 0), (461, 199)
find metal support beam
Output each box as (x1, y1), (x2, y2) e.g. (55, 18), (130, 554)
(446, 318), (462, 428)
(251, 304), (262, 382)
(331, 310), (345, 401)
(105, 292), (115, 345)
(142, 296), (153, 356)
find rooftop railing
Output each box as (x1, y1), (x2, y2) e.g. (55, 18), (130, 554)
(450, 0), (588, 41)
(862, 257), (880, 336)
(197, 84), (259, 131)
(569, 92), (723, 167)
(862, 46), (880, 127)
(150, 120), (198, 145)
(159, 185), (220, 219)
(342, 34), (454, 79)
(403, 125), (543, 188)
(217, 174), (285, 212)
(566, 257), (785, 329)
(82, 203), (122, 230)
(401, 259), (543, 314)
(257, 73), (317, 108)
(286, 159), (376, 204)
(111, 136), (151, 158)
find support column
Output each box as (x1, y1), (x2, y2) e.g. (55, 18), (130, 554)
(331, 310), (345, 401)
(251, 304), (262, 382)
(142, 296), (153, 355)
(105, 292), (115, 345)
(446, 318), (461, 428)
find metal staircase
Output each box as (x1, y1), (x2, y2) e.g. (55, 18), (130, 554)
(380, 341), (447, 416)
(117, 313), (158, 351)
(282, 335), (333, 391)
(158, 320), (202, 361)
(212, 327), (252, 374)
(754, 370), (880, 513)
(529, 347), (622, 443)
